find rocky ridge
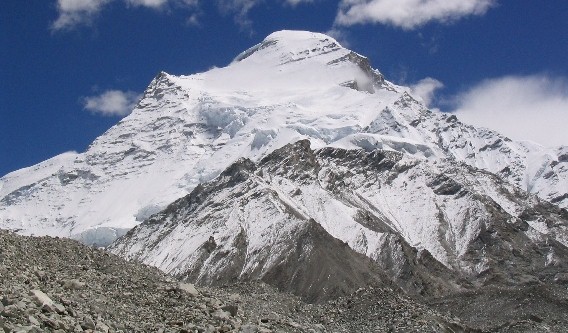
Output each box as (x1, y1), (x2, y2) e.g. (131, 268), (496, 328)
(110, 140), (568, 301)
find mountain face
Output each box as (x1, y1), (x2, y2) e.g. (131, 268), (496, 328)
(1, 31), (566, 248)
(110, 139), (568, 299)
(2, 30), (568, 301)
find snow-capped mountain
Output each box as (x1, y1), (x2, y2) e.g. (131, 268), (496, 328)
(1, 29), (567, 257)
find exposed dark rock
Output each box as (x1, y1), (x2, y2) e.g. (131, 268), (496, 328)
(427, 174), (463, 195)
(259, 219), (391, 303)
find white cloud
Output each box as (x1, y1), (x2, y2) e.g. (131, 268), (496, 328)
(214, 0), (313, 29)
(285, 0), (312, 6)
(335, 0), (495, 30)
(186, 12), (200, 26)
(410, 77), (444, 107)
(215, 0), (259, 29)
(52, 0), (199, 31)
(52, 0), (111, 31)
(83, 90), (141, 116)
(325, 28), (352, 48)
(126, 0), (168, 8)
(451, 75), (568, 147)
(52, 0), (313, 31)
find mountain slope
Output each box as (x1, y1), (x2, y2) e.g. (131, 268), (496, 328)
(1, 30), (567, 248)
(108, 149), (393, 302)
(110, 140), (568, 299)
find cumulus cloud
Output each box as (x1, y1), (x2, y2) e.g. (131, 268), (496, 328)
(52, 0), (111, 31)
(52, 0), (199, 31)
(215, 0), (260, 29)
(52, 0), (312, 31)
(410, 77), (444, 107)
(83, 90), (141, 116)
(125, 0), (169, 8)
(285, 0), (313, 6)
(335, 0), (496, 30)
(451, 75), (568, 147)
(214, 0), (312, 30)
(185, 12), (201, 26)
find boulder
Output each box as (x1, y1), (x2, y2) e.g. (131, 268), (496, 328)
(177, 283), (199, 297)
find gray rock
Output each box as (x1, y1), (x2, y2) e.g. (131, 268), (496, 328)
(42, 316), (62, 329)
(1, 305), (19, 318)
(81, 316), (96, 330)
(63, 280), (85, 290)
(27, 316), (40, 326)
(221, 304), (238, 317)
(95, 320), (110, 333)
(287, 321), (302, 329)
(239, 324), (258, 333)
(34, 271), (47, 282)
(1, 296), (14, 306)
(29, 290), (54, 308)
(177, 283), (199, 297)
(30, 289), (53, 306)
(212, 309), (231, 321)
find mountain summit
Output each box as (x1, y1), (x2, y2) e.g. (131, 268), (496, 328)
(0, 30), (397, 245)
(231, 30), (385, 92)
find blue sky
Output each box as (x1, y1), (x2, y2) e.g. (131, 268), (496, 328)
(1, 0), (568, 177)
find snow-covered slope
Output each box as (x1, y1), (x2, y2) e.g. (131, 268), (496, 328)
(110, 140), (568, 298)
(1, 30), (567, 247)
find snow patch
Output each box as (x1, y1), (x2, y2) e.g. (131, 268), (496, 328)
(330, 133), (435, 159)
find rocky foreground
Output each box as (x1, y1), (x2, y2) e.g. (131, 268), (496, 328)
(2, 230), (568, 332)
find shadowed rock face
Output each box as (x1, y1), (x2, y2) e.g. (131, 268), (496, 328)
(258, 219), (391, 303)
(110, 140), (568, 302)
